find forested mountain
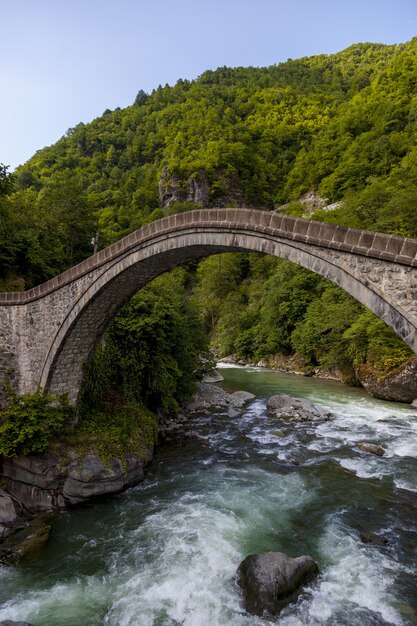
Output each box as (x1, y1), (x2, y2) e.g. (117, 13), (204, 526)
(2, 37), (417, 408)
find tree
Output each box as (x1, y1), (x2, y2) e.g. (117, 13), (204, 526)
(0, 164), (15, 197)
(134, 89), (149, 106)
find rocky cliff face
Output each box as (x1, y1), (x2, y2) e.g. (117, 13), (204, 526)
(158, 167), (209, 207)
(158, 167), (248, 209)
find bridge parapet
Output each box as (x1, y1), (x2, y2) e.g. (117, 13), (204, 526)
(1, 209), (416, 306)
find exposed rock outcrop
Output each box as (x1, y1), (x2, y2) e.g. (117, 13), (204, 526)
(237, 551), (319, 617)
(158, 166), (209, 207)
(186, 171), (209, 206)
(158, 167), (251, 209)
(356, 357), (417, 403)
(266, 394), (331, 421)
(276, 191), (342, 216)
(158, 167), (185, 207)
(1, 445), (153, 512)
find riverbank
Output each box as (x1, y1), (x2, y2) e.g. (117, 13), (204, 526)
(0, 379), (255, 562)
(218, 353), (417, 404)
(0, 444), (154, 564)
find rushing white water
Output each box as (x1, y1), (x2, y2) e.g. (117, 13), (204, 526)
(0, 366), (416, 625)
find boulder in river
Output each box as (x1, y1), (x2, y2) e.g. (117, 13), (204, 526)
(0, 513), (52, 565)
(356, 442), (385, 457)
(1, 445), (153, 512)
(266, 394), (331, 421)
(237, 551), (319, 617)
(227, 390), (256, 417)
(356, 356), (417, 403)
(183, 383), (255, 415)
(183, 383), (231, 413)
(360, 531), (389, 546)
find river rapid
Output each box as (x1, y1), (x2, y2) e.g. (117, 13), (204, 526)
(1, 365), (417, 626)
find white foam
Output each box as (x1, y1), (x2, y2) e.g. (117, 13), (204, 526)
(339, 457), (388, 480)
(279, 520), (407, 626)
(394, 479), (417, 493)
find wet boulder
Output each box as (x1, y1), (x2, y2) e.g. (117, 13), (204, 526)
(63, 451), (148, 504)
(266, 394), (331, 421)
(0, 513), (52, 565)
(356, 442), (385, 457)
(238, 551), (319, 617)
(183, 383), (255, 416)
(227, 391), (256, 417)
(360, 532), (389, 546)
(183, 383), (231, 413)
(230, 391), (255, 408)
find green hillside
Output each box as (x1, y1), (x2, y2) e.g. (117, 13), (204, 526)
(2, 37), (417, 411)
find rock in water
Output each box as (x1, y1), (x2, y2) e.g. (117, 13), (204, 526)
(356, 357), (417, 403)
(356, 442), (385, 456)
(237, 551), (319, 617)
(266, 394), (330, 421)
(230, 390), (256, 408)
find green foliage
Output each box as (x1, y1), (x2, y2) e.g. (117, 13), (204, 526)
(291, 285), (362, 373)
(6, 37), (415, 255)
(68, 402), (158, 467)
(0, 388), (74, 457)
(343, 310), (412, 372)
(79, 269), (211, 415)
(0, 164), (15, 198)
(254, 263), (324, 358)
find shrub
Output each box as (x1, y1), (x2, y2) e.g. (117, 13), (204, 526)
(69, 401), (159, 466)
(0, 388), (74, 457)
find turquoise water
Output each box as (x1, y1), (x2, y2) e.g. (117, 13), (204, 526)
(0, 365), (416, 625)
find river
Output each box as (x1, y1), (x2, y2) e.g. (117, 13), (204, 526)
(0, 365), (417, 625)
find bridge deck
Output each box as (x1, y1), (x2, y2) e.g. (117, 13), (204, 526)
(0, 208), (416, 305)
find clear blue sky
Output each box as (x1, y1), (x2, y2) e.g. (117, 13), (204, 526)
(2, 0), (417, 169)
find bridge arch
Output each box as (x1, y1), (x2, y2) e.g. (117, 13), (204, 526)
(37, 211), (417, 404)
(0, 208), (416, 404)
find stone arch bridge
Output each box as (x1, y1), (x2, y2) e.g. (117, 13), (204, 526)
(1, 208), (417, 405)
